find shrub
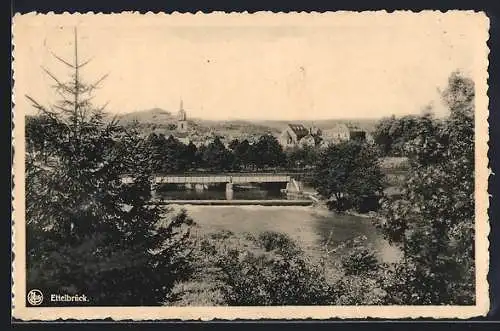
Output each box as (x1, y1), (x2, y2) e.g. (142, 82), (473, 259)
(255, 231), (301, 255)
(202, 231), (335, 305)
(341, 246), (379, 276)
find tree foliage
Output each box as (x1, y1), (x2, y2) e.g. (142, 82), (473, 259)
(253, 134), (286, 169)
(312, 141), (384, 212)
(375, 71), (475, 304)
(341, 246), (379, 276)
(228, 139), (254, 170)
(373, 114), (439, 157)
(285, 145), (319, 170)
(25, 33), (194, 305)
(183, 141), (199, 170)
(201, 136), (233, 171)
(140, 132), (320, 174)
(199, 231), (335, 305)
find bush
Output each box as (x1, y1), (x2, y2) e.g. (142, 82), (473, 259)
(341, 246), (379, 276)
(334, 276), (387, 305)
(255, 231), (301, 255)
(200, 231), (335, 306)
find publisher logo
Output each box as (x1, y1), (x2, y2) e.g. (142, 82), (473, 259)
(27, 289), (43, 306)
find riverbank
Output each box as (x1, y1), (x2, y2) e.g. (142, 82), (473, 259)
(154, 199), (313, 206)
(303, 193), (380, 219)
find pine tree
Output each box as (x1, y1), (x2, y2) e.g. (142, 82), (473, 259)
(25, 28), (194, 306)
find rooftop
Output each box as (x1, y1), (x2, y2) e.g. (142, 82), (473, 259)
(287, 124), (310, 138)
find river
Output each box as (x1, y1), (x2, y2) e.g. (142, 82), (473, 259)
(172, 204), (401, 264)
(154, 183), (287, 200)
(159, 186), (401, 264)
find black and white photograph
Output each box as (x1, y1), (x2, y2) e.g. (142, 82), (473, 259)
(11, 12), (490, 320)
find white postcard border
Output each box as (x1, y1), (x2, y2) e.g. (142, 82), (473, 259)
(11, 11), (491, 320)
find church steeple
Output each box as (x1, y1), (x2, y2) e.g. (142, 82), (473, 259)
(177, 98), (188, 131)
(178, 99), (186, 121)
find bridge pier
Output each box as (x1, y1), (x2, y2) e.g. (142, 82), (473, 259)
(151, 184), (157, 198)
(285, 179), (304, 199)
(194, 183), (207, 191)
(225, 182), (234, 200)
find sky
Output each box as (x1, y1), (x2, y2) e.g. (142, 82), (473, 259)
(13, 13), (488, 120)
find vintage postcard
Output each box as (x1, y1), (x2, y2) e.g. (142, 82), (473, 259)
(12, 11), (490, 320)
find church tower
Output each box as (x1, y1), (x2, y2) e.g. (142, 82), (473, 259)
(177, 99), (188, 132)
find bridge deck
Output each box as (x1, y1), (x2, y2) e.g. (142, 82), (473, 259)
(154, 174), (291, 184)
(152, 199), (313, 206)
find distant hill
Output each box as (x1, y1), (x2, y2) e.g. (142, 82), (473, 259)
(115, 109), (280, 141)
(116, 108), (380, 133)
(192, 119), (280, 135)
(27, 107), (382, 139)
(250, 118), (380, 133)
(117, 108), (175, 125)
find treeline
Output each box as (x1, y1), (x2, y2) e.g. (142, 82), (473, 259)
(140, 113), (435, 173)
(372, 113), (441, 157)
(26, 118), (322, 174)
(143, 132), (320, 173)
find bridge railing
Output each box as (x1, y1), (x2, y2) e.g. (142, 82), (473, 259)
(152, 170), (309, 177)
(153, 172), (303, 177)
(121, 170), (313, 185)
(153, 174), (293, 184)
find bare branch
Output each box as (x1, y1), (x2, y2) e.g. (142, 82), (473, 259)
(88, 73), (109, 93)
(97, 101), (110, 112)
(42, 67), (75, 95)
(52, 105), (78, 119)
(53, 87), (69, 100)
(25, 95), (61, 124)
(51, 52), (76, 69)
(76, 57), (93, 69)
(78, 96), (95, 106)
(56, 97), (74, 106)
(25, 95), (46, 111)
(42, 67), (64, 85)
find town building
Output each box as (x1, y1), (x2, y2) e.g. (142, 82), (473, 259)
(279, 124), (309, 148)
(320, 123), (366, 147)
(279, 124), (322, 148)
(175, 131), (190, 145)
(298, 134), (317, 148)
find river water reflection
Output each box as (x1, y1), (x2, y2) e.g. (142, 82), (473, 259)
(154, 184), (289, 201)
